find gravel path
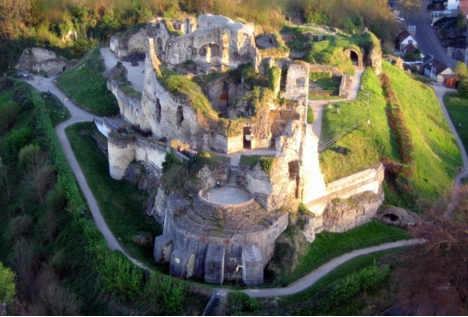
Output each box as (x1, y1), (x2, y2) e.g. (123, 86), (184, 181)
(27, 75), (151, 271)
(242, 239), (423, 298)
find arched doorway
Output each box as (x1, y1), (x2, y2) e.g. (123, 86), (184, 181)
(344, 48), (362, 68)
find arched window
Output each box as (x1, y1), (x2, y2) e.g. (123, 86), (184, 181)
(177, 106), (184, 126)
(156, 98), (161, 123)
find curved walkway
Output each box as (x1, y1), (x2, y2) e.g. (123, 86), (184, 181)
(243, 239), (423, 298)
(432, 83), (468, 214)
(27, 75), (151, 272)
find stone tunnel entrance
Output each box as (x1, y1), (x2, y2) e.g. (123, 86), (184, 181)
(243, 127), (252, 149)
(344, 48), (363, 68)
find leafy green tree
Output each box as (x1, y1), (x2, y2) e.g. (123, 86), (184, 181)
(399, 0), (423, 13)
(0, 101), (19, 132)
(454, 62), (468, 79)
(0, 262), (16, 306)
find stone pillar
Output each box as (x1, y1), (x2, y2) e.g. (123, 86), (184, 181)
(170, 248), (196, 279)
(108, 133), (136, 180)
(241, 245), (264, 286)
(154, 234), (173, 263)
(204, 244), (226, 285)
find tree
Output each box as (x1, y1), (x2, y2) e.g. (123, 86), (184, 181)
(459, 80), (468, 98)
(394, 186), (468, 315)
(0, 262), (16, 313)
(399, 0), (423, 13)
(454, 62), (468, 79)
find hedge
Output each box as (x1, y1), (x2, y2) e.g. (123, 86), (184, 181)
(380, 73), (414, 165)
(21, 81), (146, 300)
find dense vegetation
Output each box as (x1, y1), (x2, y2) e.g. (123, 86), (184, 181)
(0, 0), (397, 74)
(66, 122), (161, 268)
(320, 63), (462, 210)
(56, 48), (119, 116)
(0, 79), (201, 315)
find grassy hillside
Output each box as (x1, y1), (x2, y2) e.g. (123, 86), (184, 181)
(445, 93), (468, 154)
(320, 62), (461, 208)
(56, 48), (119, 116)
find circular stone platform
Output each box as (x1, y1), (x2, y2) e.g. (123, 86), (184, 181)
(202, 187), (252, 205)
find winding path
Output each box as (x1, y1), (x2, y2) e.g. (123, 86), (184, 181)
(25, 52), (460, 301)
(242, 239), (423, 298)
(432, 83), (468, 213)
(27, 75), (151, 272)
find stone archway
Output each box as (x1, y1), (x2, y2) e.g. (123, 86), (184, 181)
(344, 48), (363, 68)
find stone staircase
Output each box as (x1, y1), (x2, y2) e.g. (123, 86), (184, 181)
(227, 166), (238, 187)
(202, 289), (227, 316)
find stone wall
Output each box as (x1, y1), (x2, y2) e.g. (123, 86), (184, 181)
(107, 80), (142, 123)
(110, 27), (148, 59)
(139, 46), (208, 150)
(322, 190), (384, 233)
(160, 193), (289, 284)
(108, 134), (136, 180)
(16, 47), (72, 75)
(282, 61), (310, 101)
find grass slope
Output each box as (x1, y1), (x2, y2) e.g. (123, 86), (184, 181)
(445, 93), (468, 154)
(66, 122), (161, 268)
(56, 48), (119, 116)
(41, 92), (70, 126)
(277, 221), (407, 285)
(320, 62), (461, 206)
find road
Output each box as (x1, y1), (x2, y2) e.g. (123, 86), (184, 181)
(404, 0), (456, 68)
(27, 75), (151, 272)
(243, 239), (424, 298)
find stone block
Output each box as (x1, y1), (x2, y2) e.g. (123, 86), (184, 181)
(154, 234), (173, 263)
(242, 245), (264, 286)
(170, 248), (196, 279)
(204, 244), (226, 284)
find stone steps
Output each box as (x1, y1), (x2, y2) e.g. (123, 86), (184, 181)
(227, 166), (238, 187)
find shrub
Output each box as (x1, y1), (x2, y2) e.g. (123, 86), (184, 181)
(97, 253), (143, 299)
(307, 106), (315, 124)
(18, 144), (42, 168)
(0, 101), (20, 132)
(381, 73), (414, 164)
(267, 66), (281, 93)
(310, 71), (332, 81)
(0, 262), (16, 305)
(141, 274), (185, 315)
(3, 127), (32, 155)
(458, 80), (468, 98)
(6, 215), (33, 242)
(227, 291), (260, 315)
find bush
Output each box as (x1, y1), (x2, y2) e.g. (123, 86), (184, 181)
(267, 66), (281, 93)
(6, 215), (33, 242)
(381, 73), (414, 165)
(0, 101), (20, 132)
(141, 274), (185, 315)
(458, 80), (468, 98)
(227, 291), (260, 315)
(307, 106), (315, 124)
(310, 71), (332, 81)
(0, 262), (16, 305)
(18, 144), (42, 168)
(97, 253), (143, 299)
(3, 127), (32, 155)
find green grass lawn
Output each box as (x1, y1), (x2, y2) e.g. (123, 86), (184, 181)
(66, 122), (161, 268)
(278, 221), (407, 286)
(445, 93), (468, 156)
(281, 249), (395, 305)
(56, 48), (119, 116)
(320, 62), (462, 206)
(315, 77), (341, 93)
(41, 92), (70, 126)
